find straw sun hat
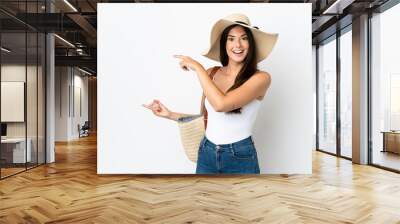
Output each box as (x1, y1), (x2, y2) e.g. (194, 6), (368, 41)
(203, 13), (279, 63)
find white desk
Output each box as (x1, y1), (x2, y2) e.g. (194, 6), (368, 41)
(1, 138), (31, 163)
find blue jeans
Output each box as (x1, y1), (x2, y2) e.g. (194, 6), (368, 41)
(196, 136), (260, 174)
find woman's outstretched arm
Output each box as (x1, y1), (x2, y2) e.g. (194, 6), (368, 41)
(142, 98), (204, 121)
(168, 111), (197, 121)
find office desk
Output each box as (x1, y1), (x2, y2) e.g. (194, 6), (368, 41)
(1, 138), (32, 163)
(381, 131), (400, 154)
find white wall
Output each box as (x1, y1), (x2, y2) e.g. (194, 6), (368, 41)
(72, 72), (89, 138)
(98, 3), (313, 174)
(55, 66), (69, 141)
(55, 67), (89, 141)
(1, 82), (24, 122)
(1, 65), (39, 138)
(1, 66), (26, 124)
(312, 45), (317, 150)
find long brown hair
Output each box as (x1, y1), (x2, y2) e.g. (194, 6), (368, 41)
(219, 24), (257, 114)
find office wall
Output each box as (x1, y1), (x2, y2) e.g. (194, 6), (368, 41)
(312, 45), (317, 150)
(73, 72), (89, 137)
(55, 67), (69, 141)
(55, 67), (89, 141)
(1, 65), (42, 138)
(98, 3), (313, 174)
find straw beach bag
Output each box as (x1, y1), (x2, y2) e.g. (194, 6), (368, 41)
(177, 66), (219, 163)
(177, 115), (205, 162)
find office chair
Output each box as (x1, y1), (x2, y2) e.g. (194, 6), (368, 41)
(79, 121), (90, 138)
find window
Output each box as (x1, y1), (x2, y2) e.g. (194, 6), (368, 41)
(371, 2), (400, 171)
(340, 29), (352, 158)
(318, 36), (337, 154)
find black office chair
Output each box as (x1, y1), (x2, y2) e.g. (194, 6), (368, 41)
(79, 121), (90, 138)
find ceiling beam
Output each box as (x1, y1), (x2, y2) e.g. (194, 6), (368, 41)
(322, 0), (356, 14)
(67, 13), (97, 39)
(55, 55), (96, 70)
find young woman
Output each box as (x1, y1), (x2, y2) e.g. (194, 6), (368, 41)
(143, 14), (278, 174)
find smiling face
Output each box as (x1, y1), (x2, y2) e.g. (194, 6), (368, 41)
(225, 25), (250, 64)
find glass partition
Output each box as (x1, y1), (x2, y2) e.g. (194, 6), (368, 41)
(339, 29), (352, 158)
(317, 36), (337, 155)
(371, 3), (400, 171)
(1, 31), (28, 177)
(0, 1), (46, 179)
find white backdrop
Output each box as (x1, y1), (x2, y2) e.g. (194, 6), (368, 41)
(98, 3), (312, 174)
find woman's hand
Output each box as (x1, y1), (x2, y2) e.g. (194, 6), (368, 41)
(174, 55), (204, 72)
(142, 99), (171, 119)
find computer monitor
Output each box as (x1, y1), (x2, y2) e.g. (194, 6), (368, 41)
(1, 123), (7, 137)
